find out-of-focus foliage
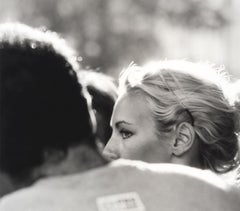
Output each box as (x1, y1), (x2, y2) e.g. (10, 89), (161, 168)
(157, 0), (229, 29)
(0, 0), (239, 78)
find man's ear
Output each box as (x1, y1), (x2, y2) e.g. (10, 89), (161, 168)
(172, 122), (195, 156)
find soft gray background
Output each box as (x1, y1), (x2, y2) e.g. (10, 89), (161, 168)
(1, 0), (239, 79)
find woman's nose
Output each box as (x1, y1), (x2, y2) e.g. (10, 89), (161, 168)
(102, 138), (120, 161)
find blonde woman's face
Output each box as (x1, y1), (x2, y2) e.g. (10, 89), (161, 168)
(103, 93), (173, 163)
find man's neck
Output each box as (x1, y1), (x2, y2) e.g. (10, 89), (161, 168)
(32, 145), (108, 179)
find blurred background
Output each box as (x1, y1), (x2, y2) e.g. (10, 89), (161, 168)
(1, 0), (240, 79)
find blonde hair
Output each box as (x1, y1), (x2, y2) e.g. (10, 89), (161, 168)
(119, 60), (239, 173)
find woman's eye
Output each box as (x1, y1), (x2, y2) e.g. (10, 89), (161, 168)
(120, 130), (133, 139)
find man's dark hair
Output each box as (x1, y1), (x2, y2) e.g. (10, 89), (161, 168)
(0, 23), (94, 182)
(77, 71), (117, 145)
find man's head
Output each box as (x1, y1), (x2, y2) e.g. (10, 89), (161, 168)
(0, 23), (94, 183)
(77, 70), (117, 150)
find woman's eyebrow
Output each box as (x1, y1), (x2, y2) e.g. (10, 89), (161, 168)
(115, 121), (133, 128)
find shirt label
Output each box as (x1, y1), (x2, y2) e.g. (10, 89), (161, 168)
(96, 192), (145, 211)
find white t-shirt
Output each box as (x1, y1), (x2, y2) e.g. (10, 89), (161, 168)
(0, 160), (239, 211)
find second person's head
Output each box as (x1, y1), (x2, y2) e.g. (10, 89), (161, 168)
(103, 60), (239, 173)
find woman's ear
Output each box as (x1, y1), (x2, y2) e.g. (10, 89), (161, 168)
(172, 122), (195, 156)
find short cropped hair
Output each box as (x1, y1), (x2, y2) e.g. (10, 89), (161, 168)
(0, 23), (94, 181)
(119, 60), (240, 173)
(78, 70), (117, 145)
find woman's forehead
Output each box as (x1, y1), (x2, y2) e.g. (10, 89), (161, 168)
(111, 93), (154, 126)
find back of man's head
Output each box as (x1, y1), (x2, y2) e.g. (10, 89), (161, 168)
(0, 23), (94, 183)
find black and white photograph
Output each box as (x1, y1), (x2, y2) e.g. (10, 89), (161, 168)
(0, 0), (240, 210)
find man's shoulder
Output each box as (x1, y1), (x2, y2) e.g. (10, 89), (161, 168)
(0, 160), (239, 211)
